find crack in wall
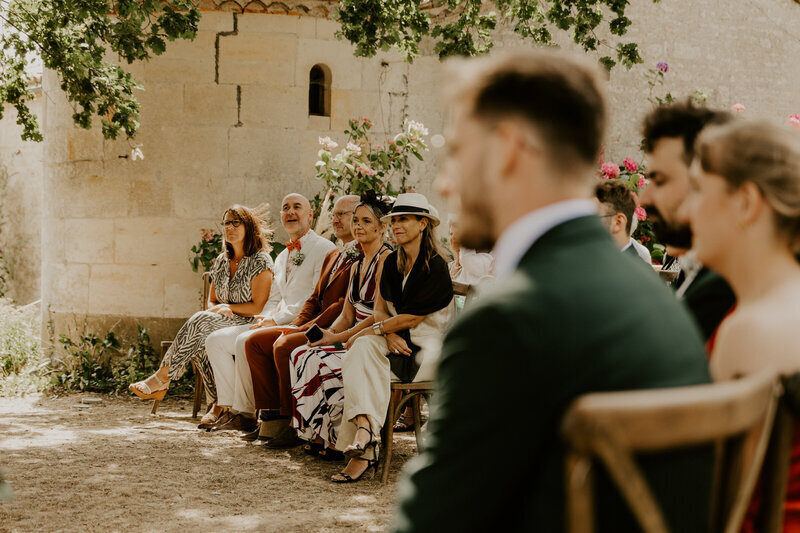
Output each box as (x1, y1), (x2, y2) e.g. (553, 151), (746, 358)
(215, 13), (244, 128)
(214, 12), (239, 84)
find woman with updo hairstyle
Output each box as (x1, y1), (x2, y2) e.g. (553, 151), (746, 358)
(683, 119), (800, 532)
(289, 191), (393, 461)
(130, 205), (274, 414)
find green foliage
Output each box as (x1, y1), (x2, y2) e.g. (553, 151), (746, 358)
(0, 298), (46, 395)
(0, 0), (200, 141)
(336, 0), (650, 69)
(190, 229), (223, 273)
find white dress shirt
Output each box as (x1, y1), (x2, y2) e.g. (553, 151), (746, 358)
(492, 199), (597, 279)
(623, 238), (653, 264)
(449, 249), (494, 285)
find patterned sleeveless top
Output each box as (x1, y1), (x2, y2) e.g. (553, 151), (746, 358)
(348, 244), (392, 323)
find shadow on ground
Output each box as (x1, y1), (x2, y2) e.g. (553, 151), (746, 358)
(0, 394), (420, 532)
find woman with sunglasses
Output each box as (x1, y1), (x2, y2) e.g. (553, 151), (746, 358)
(130, 205), (273, 414)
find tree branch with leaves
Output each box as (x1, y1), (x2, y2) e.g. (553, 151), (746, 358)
(336, 0), (655, 70)
(0, 0), (199, 141)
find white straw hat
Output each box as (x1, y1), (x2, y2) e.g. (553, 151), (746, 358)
(381, 192), (440, 226)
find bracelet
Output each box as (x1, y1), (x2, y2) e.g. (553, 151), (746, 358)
(372, 322), (383, 336)
(379, 320), (387, 336)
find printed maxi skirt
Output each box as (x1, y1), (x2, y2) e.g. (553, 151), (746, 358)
(160, 250), (273, 404)
(290, 245), (387, 448)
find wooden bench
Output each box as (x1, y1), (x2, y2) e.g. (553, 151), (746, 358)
(151, 272), (210, 418)
(561, 368), (781, 533)
(379, 280), (472, 483)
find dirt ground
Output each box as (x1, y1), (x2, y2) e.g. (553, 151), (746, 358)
(0, 394), (421, 532)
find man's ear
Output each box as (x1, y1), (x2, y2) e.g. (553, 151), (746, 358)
(491, 122), (526, 183)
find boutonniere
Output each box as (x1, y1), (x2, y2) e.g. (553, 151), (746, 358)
(290, 251), (305, 266)
(343, 242), (361, 261)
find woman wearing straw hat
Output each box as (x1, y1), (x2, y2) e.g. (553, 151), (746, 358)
(331, 192), (455, 483)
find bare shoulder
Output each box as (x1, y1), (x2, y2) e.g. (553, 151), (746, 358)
(711, 291), (800, 380)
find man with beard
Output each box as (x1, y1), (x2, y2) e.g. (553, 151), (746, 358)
(393, 51), (711, 533)
(641, 101), (737, 340)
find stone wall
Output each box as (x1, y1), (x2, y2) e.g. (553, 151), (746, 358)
(15, 0), (800, 351)
(0, 96), (43, 306)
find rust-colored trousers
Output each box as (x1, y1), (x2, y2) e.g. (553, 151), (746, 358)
(244, 329), (308, 416)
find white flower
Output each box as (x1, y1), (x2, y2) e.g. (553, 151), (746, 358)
(290, 251), (305, 266)
(346, 142), (362, 157)
(343, 241), (361, 260)
(318, 136), (338, 151)
(404, 119), (429, 137)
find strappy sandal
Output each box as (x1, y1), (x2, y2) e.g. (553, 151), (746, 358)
(303, 441), (324, 457)
(129, 373), (170, 401)
(318, 448), (345, 462)
(393, 412), (414, 432)
(344, 426), (377, 459)
(197, 407), (223, 430)
(332, 448), (378, 483)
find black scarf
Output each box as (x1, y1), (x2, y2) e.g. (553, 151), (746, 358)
(380, 246), (453, 382)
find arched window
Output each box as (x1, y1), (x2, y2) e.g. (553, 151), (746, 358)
(309, 64), (331, 117)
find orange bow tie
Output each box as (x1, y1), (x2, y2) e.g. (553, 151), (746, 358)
(286, 240), (301, 252)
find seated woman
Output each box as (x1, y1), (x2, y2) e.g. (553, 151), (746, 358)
(129, 205), (273, 418)
(685, 120), (800, 532)
(290, 192), (392, 459)
(332, 192), (454, 483)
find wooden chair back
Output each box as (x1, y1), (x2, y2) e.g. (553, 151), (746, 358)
(202, 271), (212, 311)
(757, 371), (800, 532)
(452, 281), (472, 297)
(561, 368), (781, 533)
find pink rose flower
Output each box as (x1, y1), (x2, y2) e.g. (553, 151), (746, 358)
(637, 175), (646, 188)
(640, 236), (651, 243)
(623, 158), (638, 172)
(357, 166), (376, 176)
(601, 162), (620, 179)
(731, 103), (746, 112)
(635, 206), (647, 221)
(788, 114), (800, 130)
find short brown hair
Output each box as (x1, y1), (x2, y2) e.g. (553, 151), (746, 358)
(595, 180), (636, 233)
(221, 205), (266, 258)
(642, 99), (732, 163)
(697, 121), (800, 252)
(447, 50), (606, 174)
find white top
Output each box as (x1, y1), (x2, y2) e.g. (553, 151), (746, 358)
(492, 199), (597, 279)
(449, 249), (494, 285)
(262, 229), (336, 325)
(623, 238), (653, 264)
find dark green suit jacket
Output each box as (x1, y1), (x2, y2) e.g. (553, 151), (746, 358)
(680, 267), (736, 341)
(393, 215), (712, 533)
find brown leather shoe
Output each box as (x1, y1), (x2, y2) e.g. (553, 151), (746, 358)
(264, 423), (301, 449)
(212, 413), (257, 433)
(239, 424), (261, 442)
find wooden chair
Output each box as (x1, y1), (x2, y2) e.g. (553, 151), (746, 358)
(379, 281), (472, 483)
(757, 371), (800, 532)
(151, 272), (211, 418)
(561, 368), (781, 533)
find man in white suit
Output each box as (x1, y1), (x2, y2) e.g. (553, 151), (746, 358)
(204, 193), (335, 431)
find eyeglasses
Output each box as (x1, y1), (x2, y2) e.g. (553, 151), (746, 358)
(222, 219), (243, 228)
(332, 210), (353, 220)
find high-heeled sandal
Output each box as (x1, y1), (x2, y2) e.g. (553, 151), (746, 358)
(344, 426), (377, 459)
(393, 412), (414, 432)
(129, 373), (170, 401)
(332, 447), (378, 483)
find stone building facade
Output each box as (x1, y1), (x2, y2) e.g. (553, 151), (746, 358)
(0, 0), (799, 350)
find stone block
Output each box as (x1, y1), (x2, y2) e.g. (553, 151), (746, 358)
(42, 262), (90, 314)
(316, 19), (339, 40)
(330, 90), (382, 132)
(44, 162), (104, 219)
(134, 125), (229, 180)
(297, 16), (316, 38)
(228, 126), (303, 181)
(183, 83), (239, 127)
(41, 218), (66, 265)
(361, 55), (408, 94)
(82, 174), (132, 218)
(141, 31), (218, 84)
(218, 32), (297, 86)
(67, 127), (105, 162)
(295, 39), (362, 91)
(114, 218), (202, 266)
(171, 176), (216, 219)
(164, 269), (205, 318)
(306, 115), (331, 131)
(88, 264), (165, 317)
(197, 11), (239, 33)
(238, 13), (298, 34)
(138, 83), (186, 125)
(239, 85), (306, 128)
(64, 219), (115, 264)
(130, 177), (174, 217)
